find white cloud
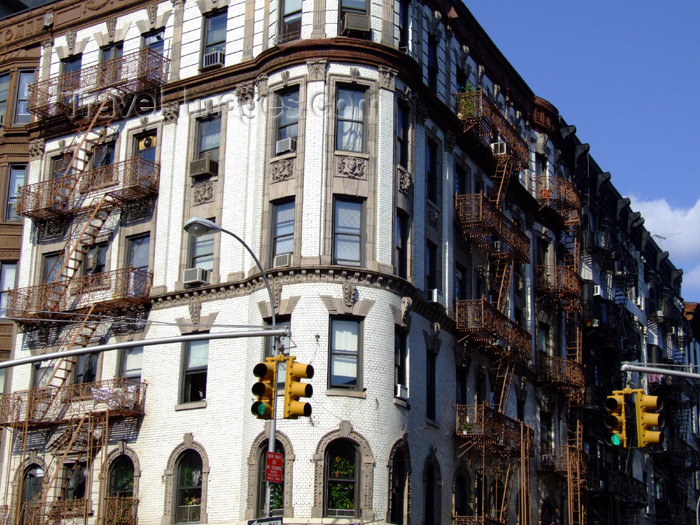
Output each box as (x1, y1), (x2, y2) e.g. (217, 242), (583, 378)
(628, 195), (700, 301)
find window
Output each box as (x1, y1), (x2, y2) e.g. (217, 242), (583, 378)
(340, 0), (366, 18)
(325, 440), (358, 517)
(455, 263), (466, 305)
(136, 131), (157, 164)
(33, 362), (54, 389)
(456, 367), (467, 405)
(99, 44), (123, 86)
(20, 465), (44, 523)
(63, 462), (87, 500)
(127, 233), (150, 296)
(426, 351), (436, 419)
(52, 153), (74, 179)
(93, 141), (116, 169)
(388, 444), (409, 524)
(272, 200), (294, 261)
(5, 164), (24, 221)
(108, 455), (135, 497)
(274, 89), (299, 144)
(266, 318), (291, 358)
(13, 70), (34, 125)
(395, 211), (408, 279)
(398, 0), (409, 51)
(257, 441), (284, 516)
(427, 36), (438, 92)
(143, 30), (165, 55)
(84, 242), (107, 276)
(74, 353), (98, 384)
(394, 329), (407, 393)
(190, 231), (215, 271)
(0, 73), (8, 125)
(60, 56), (82, 104)
(336, 87), (366, 153)
(426, 139), (439, 203)
(330, 318), (360, 389)
(396, 103), (409, 169)
(0, 262), (16, 317)
(196, 116), (221, 165)
(43, 251), (64, 284)
(202, 11), (227, 65)
(425, 242), (437, 290)
(120, 347), (144, 381)
(455, 165), (469, 195)
(333, 199), (362, 266)
(279, 0), (302, 42)
(182, 340), (208, 403)
(176, 451), (203, 523)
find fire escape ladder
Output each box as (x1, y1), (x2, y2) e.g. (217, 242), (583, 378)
(491, 253), (514, 313)
(565, 311), (582, 366)
(519, 422), (532, 525)
(497, 460), (516, 523)
(493, 359), (515, 414)
(489, 156), (511, 209)
(43, 195), (117, 313)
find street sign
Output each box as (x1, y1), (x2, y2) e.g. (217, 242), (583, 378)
(265, 451), (283, 483)
(248, 518), (283, 525)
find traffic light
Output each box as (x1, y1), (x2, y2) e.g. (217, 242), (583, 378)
(252, 358), (277, 419)
(604, 392), (627, 448)
(283, 357), (314, 419)
(635, 393), (664, 447)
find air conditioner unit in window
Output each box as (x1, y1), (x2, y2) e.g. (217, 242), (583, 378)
(428, 288), (444, 305)
(593, 284), (602, 297)
(202, 51), (225, 69)
(273, 253), (292, 268)
(490, 142), (507, 155)
(395, 384), (408, 399)
(275, 137), (297, 155)
(340, 12), (370, 37)
(190, 158), (219, 178)
(183, 267), (210, 286)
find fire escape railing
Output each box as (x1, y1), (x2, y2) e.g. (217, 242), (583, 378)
(536, 176), (581, 216)
(535, 265), (583, 304)
(0, 377), (147, 427)
(537, 353), (585, 390)
(455, 194), (530, 263)
(538, 444), (568, 474)
(28, 49), (169, 119)
(455, 403), (525, 454)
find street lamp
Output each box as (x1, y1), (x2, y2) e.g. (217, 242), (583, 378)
(183, 216), (279, 517)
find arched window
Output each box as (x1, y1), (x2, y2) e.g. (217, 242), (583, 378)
(20, 465), (44, 525)
(176, 451), (203, 524)
(325, 440), (358, 517)
(106, 455), (136, 525)
(257, 441), (284, 516)
(388, 444), (410, 525)
(424, 463), (436, 525)
(454, 470), (472, 516)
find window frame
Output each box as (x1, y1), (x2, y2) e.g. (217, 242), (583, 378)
(279, 0), (302, 43)
(272, 199), (295, 262)
(108, 455), (135, 498)
(335, 86), (367, 153)
(13, 69), (35, 125)
(142, 30), (165, 54)
(396, 102), (409, 169)
(181, 339), (209, 404)
(324, 439), (359, 517)
(425, 241), (438, 290)
(5, 164), (25, 222)
(426, 138), (439, 203)
(398, 0), (410, 51)
(195, 116), (222, 166)
(394, 329), (407, 394)
(427, 36), (438, 92)
(395, 211), (409, 279)
(333, 198), (363, 267)
(176, 450), (203, 523)
(0, 262), (17, 317)
(257, 440), (285, 516)
(274, 88), (300, 145)
(202, 10), (228, 64)
(119, 346), (144, 381)
(0, 73), (9, 125)
(329, 317), (362, 391)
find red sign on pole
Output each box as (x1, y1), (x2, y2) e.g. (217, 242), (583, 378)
(265, 451), (283, 483)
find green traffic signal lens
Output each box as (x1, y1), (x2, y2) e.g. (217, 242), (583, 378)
(610, 433), (621, 447)
(256, 403), (266, 416)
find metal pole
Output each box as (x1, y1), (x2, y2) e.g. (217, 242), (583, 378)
(214, 225), (278, 518)
(620, 363), (700, 381)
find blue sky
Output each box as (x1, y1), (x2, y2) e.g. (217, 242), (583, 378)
(465, 1), (700, 301)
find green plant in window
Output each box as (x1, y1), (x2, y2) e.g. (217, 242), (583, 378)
(328, 481), (355, 510)
(330, 455), (355, 478)
(456, 83), (476, 119)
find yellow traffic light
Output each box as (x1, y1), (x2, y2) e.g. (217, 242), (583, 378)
(604, 393), (627, 448)
(252, 358), (277, 419)
(283, 357), (314, 419)
(635, 393), (664, 447)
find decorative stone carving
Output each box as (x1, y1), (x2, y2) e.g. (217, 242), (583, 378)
(477, 64), (485, 85)
(349, 67), (359, 82)
(193, 181), (215, 205)
(337, 156), (366, 179)
(189, 301), (202, 326)
(400, 296), (412, 326)
(29, 138), (45, 159)
(445, 131), (456, 152)
(86, 0), (111, 10)
(398, 167), (411, 195)
(273, 284), (281, 311)
(378, 66), (397, 91)
(307, 59), (327, 81)
(428, 202), (439, 227)
(271, 159), (294, 182)
(342, 282), (357, 307)
(65, 30), (76, 55)
(147, 3), (158, 27)
(162, 101), (180, 123)
(105, 17), (117, 42)
(255, 74), (268, 98)
(280, 71), (290, 87)
(235, 81), (255, 105)
(416, 101), (429, 124)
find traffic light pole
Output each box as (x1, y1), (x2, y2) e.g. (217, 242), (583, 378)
(184, 218), (279, 517)
(621, 362), (700, 380)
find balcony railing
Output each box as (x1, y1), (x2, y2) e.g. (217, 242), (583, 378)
(456, 89), (528, 171)
(455, 194), (530, 263)
(28, 49), (169, 119)
(455, 403), (523, 454)
(537, 353), (585, 390)
(103, 496), (138, 525)
(7, 267), (152, 320)
(538, 444), (567, 474)
(456, 298), (531, 363)
(535, 265), (582, 306)
(535, 176), (581, 216)
(18, 158), (160, 220)
(0, 377), (147, 427)
(454, 516), (504, 525)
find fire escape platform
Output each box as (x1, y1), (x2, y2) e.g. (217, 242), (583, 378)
(455, 194), (530, 263)
(456, 298), (531, 363)
(0, 378), (147, 429)
(28, 49), (169, 120)
(536, 176), (581, 218)
(536, 353), (585, 391)
(537, 444), (568, 477)
(455, 403), (534, 457)
(535, 265), (583, 310)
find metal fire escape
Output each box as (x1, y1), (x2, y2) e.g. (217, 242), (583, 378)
(535, 176), (586, 525)
(0, 49), (167, 525)
(454, 88), (533, 525)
